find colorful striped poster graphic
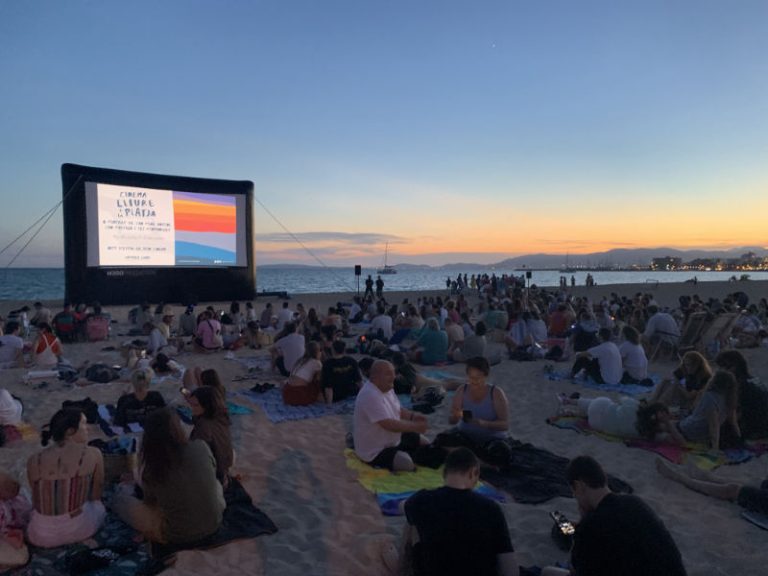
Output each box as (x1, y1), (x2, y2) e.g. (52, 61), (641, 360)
(172, 191), (237, 265)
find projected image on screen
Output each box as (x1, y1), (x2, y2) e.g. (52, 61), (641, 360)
(85, 183), (246, 267)
(173, 192), (237, 265)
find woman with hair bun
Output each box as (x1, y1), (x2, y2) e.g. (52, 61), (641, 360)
(26, 408), (105, 547)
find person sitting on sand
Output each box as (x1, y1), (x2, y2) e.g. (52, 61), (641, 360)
(656, 458), (768, 517)
(282, 341), (323, 406)
(642, 304), (680, 351)
(189, 386), (234, 487)
(31, 323), (63, 368)
(570, 310), (600, 352)
(617, 326), (649, 384)
(26, 409), (105, 548)
(387, 351), (462, 399)
(435, 357), (511, 467)
(112, 407), (225, 546)
(179, 304), (197, 337)
(29, 302), (52, 328)
(114, 369), (166, 429)
(541, 456), (687, 576)
(145, 320), (179, 357)
(0, 470), (32, 568)
(444, 317), (465, 358)
(150, 352), (182, 377)
(353, 360), (429, 472)
(387, 448), (518, 576)
(368, 304), (393, 342)
(194, 310), (223, 352)
(673, 369), (740, 450)
(182, 367), (226, 397)
(409, 318), (448, 365)
(0, 389), (23, 426)
(270, 322), (305, 377)
(715, 350), (768, 440)
(321, 339), (362, 405)
(649, 351), (712, 410)
(731, 307), (763, 348)
(570, 328), (623, 386)
(0, 321), (24, 369)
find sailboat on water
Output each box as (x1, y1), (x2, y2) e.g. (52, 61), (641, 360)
(377, 243), (397, 275)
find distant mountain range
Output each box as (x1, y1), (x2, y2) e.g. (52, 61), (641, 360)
(486, 246), (768, 270)
(259, 246), (768, 270)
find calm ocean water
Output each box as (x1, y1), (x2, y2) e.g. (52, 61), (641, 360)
(1, 267), (768, 302)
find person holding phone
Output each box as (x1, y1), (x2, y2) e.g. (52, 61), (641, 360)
(435, 357), (510, 467)
(541, 456), (686, 576)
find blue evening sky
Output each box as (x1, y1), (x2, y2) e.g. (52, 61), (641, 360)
(1, 1), (767, 266)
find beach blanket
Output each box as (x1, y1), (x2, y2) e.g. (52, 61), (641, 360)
(231, 355), (272, 372)
(4, 480), (276, 576)
(5, 508), (150, 576)
(544, 368), (658, 396)
(742, 510), (768, 531)
(239, 388), (355, 423)
(478, 438), (632, 504)
(150, 477), (278, 559)
(175, 400), (254, 424)
(547, 414), (768, 471)
(344, 449), (505, 515)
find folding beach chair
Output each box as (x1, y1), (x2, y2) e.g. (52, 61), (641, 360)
(676, 312), (709, 354)
(698, 312), (738, 358)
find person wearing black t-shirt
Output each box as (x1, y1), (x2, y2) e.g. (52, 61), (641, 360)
(542, 456), (686, 576)
(113, 369), (166, 428)
(321, 340), (362, 404)
(401, 448), (518, 576)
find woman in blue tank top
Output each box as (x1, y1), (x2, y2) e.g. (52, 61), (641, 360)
(435, 357), (510, 465)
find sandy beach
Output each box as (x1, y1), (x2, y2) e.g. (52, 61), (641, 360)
(1, 280), (767, 576)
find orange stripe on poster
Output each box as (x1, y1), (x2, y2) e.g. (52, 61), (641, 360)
(174, 214), (236, 233)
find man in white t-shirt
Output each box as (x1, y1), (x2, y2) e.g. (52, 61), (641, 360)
(270, 322), (305, 376)
(0, 321), (25, 368)
(353, 360), (428, 471)
(276, 302), (295, 332)
(643, 305), (680, 347)
(369, 305), (393, 341)
(570, 328), (623, 385)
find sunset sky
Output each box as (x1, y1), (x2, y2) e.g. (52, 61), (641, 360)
(1, 1), (767, 267)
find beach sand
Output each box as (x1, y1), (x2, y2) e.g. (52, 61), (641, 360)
(1, 280), (767, 575)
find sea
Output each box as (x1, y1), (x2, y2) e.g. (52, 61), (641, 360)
(1, 267), (768, 302)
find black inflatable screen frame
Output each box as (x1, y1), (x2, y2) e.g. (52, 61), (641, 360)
(62, 163), (255, 305)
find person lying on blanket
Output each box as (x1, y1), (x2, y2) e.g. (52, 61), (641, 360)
(353, 359), (430, 472)
(560, 370), (740, 450)
(557, 395), (675, 441)
(383, 448), (519, 576)
(434, 357), (511, 468)
(656, 458), (768, 517)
